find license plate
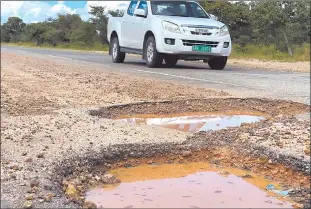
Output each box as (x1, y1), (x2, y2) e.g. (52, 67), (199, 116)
(192, 45), (212, 52)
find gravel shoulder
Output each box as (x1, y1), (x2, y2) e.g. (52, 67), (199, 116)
(227, 58), (310, 73)
(1, 52), (310, 208)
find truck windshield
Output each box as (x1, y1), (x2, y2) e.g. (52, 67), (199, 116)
(150, 1), (209, 18)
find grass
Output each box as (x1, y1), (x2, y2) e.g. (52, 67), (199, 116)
(1, 41), (109, 52)
(230, 43), (310, 62)
(2, 42), (309, 62)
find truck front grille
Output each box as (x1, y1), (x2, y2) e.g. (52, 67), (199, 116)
(182, 40), (219, 47)
(190, 31), (212, 36)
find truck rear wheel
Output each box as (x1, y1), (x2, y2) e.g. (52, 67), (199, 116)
(111, 37), (125, 63)
(207, 56), (227, 70)
(164, 55), (178, 68)
(145, 36), (163, 68)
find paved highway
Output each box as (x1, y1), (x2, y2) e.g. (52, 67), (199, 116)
(1, 45), (310, 105)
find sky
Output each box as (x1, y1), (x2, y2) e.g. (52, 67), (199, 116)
(1, 1), (129, 24)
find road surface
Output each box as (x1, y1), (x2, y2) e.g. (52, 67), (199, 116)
(1, 45), (310, 105)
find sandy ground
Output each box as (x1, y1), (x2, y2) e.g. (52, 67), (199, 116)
(227, 58), (310, 73)
(1, 52), (310, 208)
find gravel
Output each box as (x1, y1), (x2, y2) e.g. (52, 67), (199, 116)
(1, 52), (310, 208)
(228, 58), (310, 73)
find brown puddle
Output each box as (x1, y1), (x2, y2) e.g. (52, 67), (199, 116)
(116, 113), (265, 133)
(85, 162), (293, 208)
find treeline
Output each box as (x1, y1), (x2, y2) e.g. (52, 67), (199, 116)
(1, 1), (310, 58)
(0, 6), (124, 47)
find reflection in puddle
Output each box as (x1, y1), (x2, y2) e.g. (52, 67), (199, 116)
(85, 163), (292, 208)
(117, 114), (264, 133)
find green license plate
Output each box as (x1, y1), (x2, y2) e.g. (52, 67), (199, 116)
(192, 45), (212, 52)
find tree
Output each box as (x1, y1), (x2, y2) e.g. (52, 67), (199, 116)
(2, 17), (25, 42)
(89, 5), (108, 44)
(201, 1), (252, 45)
(250, 1), (310, 56)
(70, 22), (97, 45)
(1, 24), (11, 42)
(108, 9), (124, 17)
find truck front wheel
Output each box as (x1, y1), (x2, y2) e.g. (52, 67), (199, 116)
(111, 37), (125, 63)
(145, 36), (163, 68)
(207, 56), (227, 70)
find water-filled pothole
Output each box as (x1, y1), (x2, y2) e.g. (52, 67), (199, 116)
(85, 162), (293, 208)
(116, 114), (265, 133)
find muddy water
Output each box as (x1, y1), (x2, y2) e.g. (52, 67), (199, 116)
(116, 114), (264, 133)
(85, 163), (293, 208)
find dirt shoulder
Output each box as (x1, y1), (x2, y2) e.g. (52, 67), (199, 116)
(227, 58), (310, 73)
(1, 52), (228, 116)
(1, 52), (310, 208)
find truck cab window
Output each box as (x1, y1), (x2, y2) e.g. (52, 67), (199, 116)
(137, 1), (147, 10)
(127, 1), (138, 16)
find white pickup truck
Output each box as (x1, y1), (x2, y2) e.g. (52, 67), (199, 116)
(107, 1), (232, 70)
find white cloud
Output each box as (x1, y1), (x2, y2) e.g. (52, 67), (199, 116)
(1, 1), (128, 24)
(87, 1), (128, 12)
(1, 1), (77, 23)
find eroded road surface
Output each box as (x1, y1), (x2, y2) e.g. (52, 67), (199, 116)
(1, 46), (310, 209)
(1, 45), (310, 105)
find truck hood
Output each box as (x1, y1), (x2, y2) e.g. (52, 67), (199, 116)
(157, 16), (224, 28)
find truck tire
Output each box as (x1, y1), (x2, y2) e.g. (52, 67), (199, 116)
(111, 37), (125, 63)
(207, 56), (227, 70)
(164, 55), (178, 68)
(144, 36), (163, 68)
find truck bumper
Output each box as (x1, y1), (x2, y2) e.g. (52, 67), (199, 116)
(156, 32), (232, 59)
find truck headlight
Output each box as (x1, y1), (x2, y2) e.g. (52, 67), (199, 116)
(220, 25), (229, 36)
(162, 21), (181, 34)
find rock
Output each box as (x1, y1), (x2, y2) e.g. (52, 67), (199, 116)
(83, 201), (97, 208)
(45, 194), (54, 202)
(239, 133), (250, 141)
(36, 153), (44, 158)
(114, 179), (121, 184)
(22, 152), (28, 156)
(23, 201), (32, 209)
(95, 175), (100, 181)
(25, 194), (33, 200)
(79, 196), (86, 202)
(39, 199), (44, 203)
(25, 158), (33, 163)
(80, 175), (87, 183)
(43, 183), (53, 190)
(65, 184), (79, 198)
(181, 151), (192, 157)
(30, 180), (39, 188)
(31, 187), (38, 193)
(101, 174), (115, 184)
(10, 164), (19, 171)
(241, 174), (253, 179)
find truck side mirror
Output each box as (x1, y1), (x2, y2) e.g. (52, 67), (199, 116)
(134, 9), (147, 18)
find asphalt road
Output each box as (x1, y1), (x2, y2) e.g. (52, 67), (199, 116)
(2, 45), (310, 105)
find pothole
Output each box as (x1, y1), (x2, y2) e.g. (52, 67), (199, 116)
(89, 98), (309, 121)
(115, 113), (265, 133)
(85, 162), (293, 208)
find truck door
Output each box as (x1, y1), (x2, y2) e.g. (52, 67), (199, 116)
(121, 1), (138, 47)
(131, 1), (149, 49)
